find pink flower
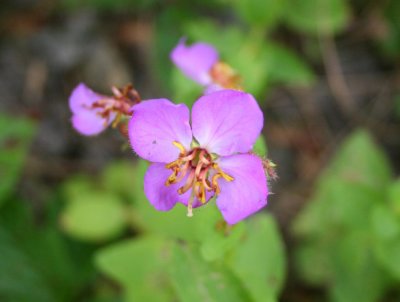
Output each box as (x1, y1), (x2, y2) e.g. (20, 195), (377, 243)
(170, 39), (241, 93)
(128, 89), (268, 224)
(69, 83), (140, 136)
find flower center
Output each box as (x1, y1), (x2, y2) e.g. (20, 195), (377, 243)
(209, 62), (242, 90)
(89, 84), (141, 127)
(165, 141), (234, 217)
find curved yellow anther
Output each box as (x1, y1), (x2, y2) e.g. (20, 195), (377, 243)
(172, 141), (186, 155)
(212, 163), (234, 182)
(165, 159), (181, 169)
(211, 174), (222, 195)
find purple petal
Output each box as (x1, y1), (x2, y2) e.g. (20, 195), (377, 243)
(170, 39), (219, 85)
(144, 163), (182, 211)
(191, 90), (263, 156)
(69, 83), (105, 114)
(71, 110), (113, 136)
(128, 99), (193, 163)
(215, 154), (268, 224)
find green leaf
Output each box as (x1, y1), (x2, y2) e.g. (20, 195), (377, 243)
(374, 231), (400, 281)
(200, 222), (246, 261)
(324, 130), (392, 190)
(293, 130), (391, 239)
(253, 134), (268, 156)
(293, 129), (393, 300)
(227, 215), (286, 302)
(371, 205), (400, 241)
(329, 231), (388, 302)
(61, 192), (127, 242)
(95, 236), (173, 302)
(101, 160), (137, 198)
(62, 175), (95, 202)
(0, 115), (36, 207)
(169, 243), (251, 302)
(0, 227), (56, 302)
(284, 0), (350, 36)
(231, 0), (285, 29)
(388, 179), (400, 216)
(372, 203), (400, 280)
(295, 241), (333, 286)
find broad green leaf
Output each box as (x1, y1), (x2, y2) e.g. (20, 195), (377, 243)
(200, 222), (246, 261)
(0, 115), (36, 207)
(294, 130), (391, 237)
(62, 174), (95, 202)
(293, 178), (385, 238)
(169, 243), (251, 302)
(330, 231), (388, 302)
(295, 241), (333, 286)
(61, 192), (127, 242)
(227, 215), (286, 302)
(284, 0), (350, 36)
(324, 130), (392, 190)
(293, 129), (393, 300)
(231, 0), (285, 29)
(95, 236), (173, 302)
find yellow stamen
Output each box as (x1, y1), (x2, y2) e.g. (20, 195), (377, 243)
(165, 159), (181, 169)
(172, 141), (186, 155)
(213, 163), (234, 182)
(111, 113), (121, 128)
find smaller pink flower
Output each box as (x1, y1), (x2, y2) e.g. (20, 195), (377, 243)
(69, 83), (140, 136)
(170, 39), (241, 93)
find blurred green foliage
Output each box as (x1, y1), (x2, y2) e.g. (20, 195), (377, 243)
(293, 130), (400, 302)
(0, 115), (36, 208)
